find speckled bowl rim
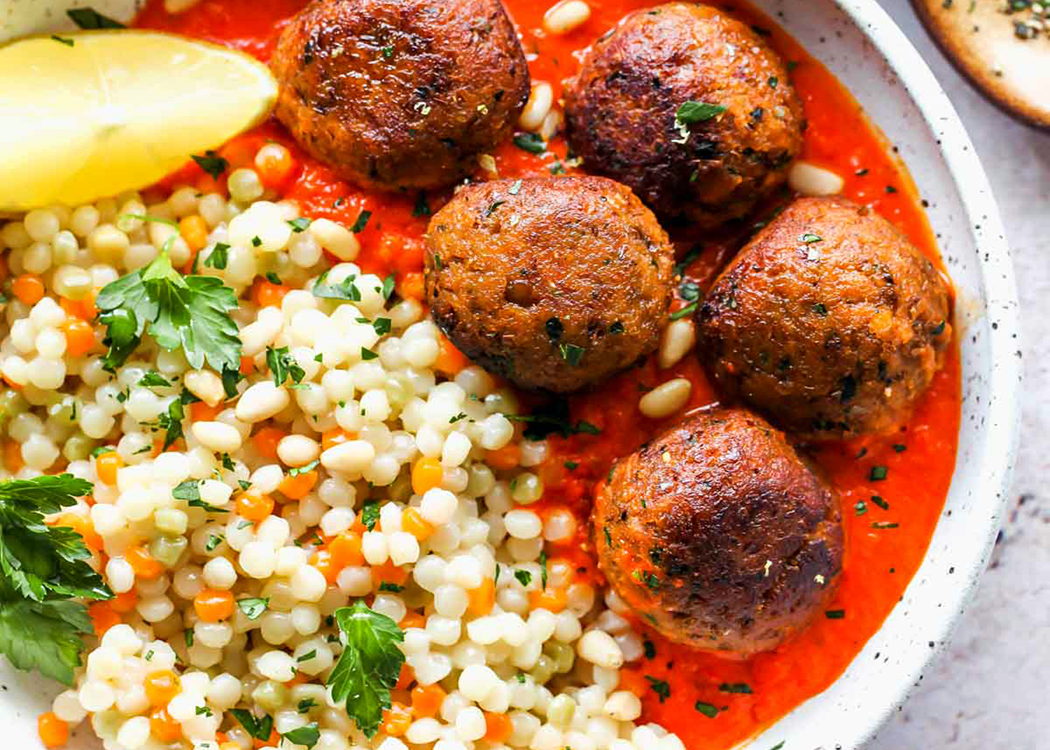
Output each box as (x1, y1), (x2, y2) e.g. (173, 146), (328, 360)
(0, 2), (1022, 749)
(743, 0), (1022, 747)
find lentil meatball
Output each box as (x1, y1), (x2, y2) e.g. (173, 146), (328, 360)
(425, 176), (675, 393)
(593, 407), (844, 655)
(271, 0), (530, 191)
(697, 196), (953, 440)
(564, 2), (804, 227)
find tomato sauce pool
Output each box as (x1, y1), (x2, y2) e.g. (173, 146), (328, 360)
(136, 1), (963, 747)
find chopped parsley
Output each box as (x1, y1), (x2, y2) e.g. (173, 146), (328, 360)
(694, 702), (719, 718)
(412, 192), (430, 218)
(265, 346), (306, 388)
(230, 710), (274, 742)
(869, 465), (888, 481)
(514, 569), (533, 587)
(282, 725), (320, 749)
(204, 243), (229, 270)
(645, 676), (671, 703)
(670, 303), (698, 321)
(312, 270), (362, 302)
(719, 682), (753, 694)
(288, 217), (311, 233)
(361, 501), (380, 531)
(558, 343), (585, 366)
(825, 609), (846, 619)
(138, 371), (171, 388)
(512, 132), (546, 154)
(237, 597), (269, 620)
(350, 210), (372, 233)
(190, 150), (229, 180)
(66, 7), (125, 29)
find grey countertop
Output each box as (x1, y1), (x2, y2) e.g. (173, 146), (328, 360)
(868, 2), (1048, 748)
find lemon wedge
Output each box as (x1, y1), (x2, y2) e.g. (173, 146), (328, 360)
(0, 31), (278, 211)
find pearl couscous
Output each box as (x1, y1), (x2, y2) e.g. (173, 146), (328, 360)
(0, 140), (681, 750)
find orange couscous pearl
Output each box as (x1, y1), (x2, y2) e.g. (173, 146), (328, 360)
(12, 273), (45, 305)
(235, 491), (275, 521)
(144, 670), (181, 706)
(410, 684), (446, 718)
(125, 545), (164, 580)
(410, 457), (443, 495)
(194, 588), (235, 622)
(37, 712), (69, 749)
(94, 450), (124, 485)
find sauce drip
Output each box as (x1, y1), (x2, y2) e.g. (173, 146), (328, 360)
(136, 1), (962, 747)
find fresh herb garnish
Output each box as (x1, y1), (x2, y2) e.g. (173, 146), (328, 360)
(513, 133), (546, 154)
(230, 710), (274, 742)
(96, 247), (241, 373)
(694, 702), (719, 718)
(326, 602), (405, 738)
(66, 7), (125, 29)
(825, 609), (846, 619)
(361, 502), (380, 531)
(507, 398), (600, 440)
(288, 218), (311, 233)
(646, 676), (671, 703)
(670, 303), (698, 321)
(869, 465), (888, 481)
(312, 271), (361, 302)
(266, 346), (306, 388)
(514, 569), (532, 587)
(204, 243), (229, 270)
(558, 343), (585, 366)
(51, 35), (74, 47)
(138, 371), (171, 388)
(0, 475), (111, 685)
(191, 150), (229, 180)
(719, 682), (753, 694)
(237, 597), (269, 620)
(282, 724), (320, 749)
(350, 211), (372, 233)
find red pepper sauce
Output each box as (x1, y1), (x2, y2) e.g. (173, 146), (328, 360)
(137, 1), (962, 748)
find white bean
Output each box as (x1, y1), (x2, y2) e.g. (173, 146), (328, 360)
(191, 421), (243, 453)
(519, 82), (554, 132)
(236, 381), (290, 423)
(638, 378), (692, 419)
(788, 161), (845, 196)
(543, 0), (591, 34)
(658, 318), (696, 369)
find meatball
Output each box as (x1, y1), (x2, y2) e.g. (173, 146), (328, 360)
(697, 196), (953, 440)
(593, 407), (843, 655)
(425, 176), (675, 393)
(271, 0), (529, 191)
(564, 2), (804, 227)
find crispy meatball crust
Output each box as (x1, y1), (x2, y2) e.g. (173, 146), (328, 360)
(593, 408), (843, 655)
(564, 2), (805, 228)
(424, 176), (675, 393)
(271, 0), (529, 191)
(697, 196), (953, 440)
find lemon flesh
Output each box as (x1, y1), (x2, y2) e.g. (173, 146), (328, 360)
(0, 30), (278, 211)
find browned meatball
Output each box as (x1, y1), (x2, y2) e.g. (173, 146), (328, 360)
(271, 0), (529, 191)
(593, 408), (843, 655)
(425, 176), (675, 393)
(697, 196), (953, 440)
(564, 2), (804, 227)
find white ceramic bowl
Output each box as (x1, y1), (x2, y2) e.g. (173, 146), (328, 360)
(0, 1), (1021, 749)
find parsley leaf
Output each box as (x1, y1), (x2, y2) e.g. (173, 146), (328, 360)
(676, 101), (728, 123)
(96, 248), (242, 373)
(327, 602), (405, 738)
(646, 676), (671, 703)
(282, 724), (320, 748)
(312, 271), (362, 302)
(237, 597), (269, 620)
(514, 569), (532, 587)
(265, 346), (305, 388)
(191, 150), (229, 180)
(350, 210), (372, 233)
(66, 7), (125, 29)
(361, 502), (380, 531)
(513, 132), (546, 154)
(156, 398), (185, 451)
(204, 243), (229, 270)
(138, 371), (171, 388)
(0, 475), (111, 685)
(230, 709), (274, 742)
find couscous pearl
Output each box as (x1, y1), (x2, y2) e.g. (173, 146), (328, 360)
(236, 381), (290, 423)
(192, 420), (244, 452)
(240, 540), (277, 578)
(577, 630), (625, 670)
(203, 556), (238, 589)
